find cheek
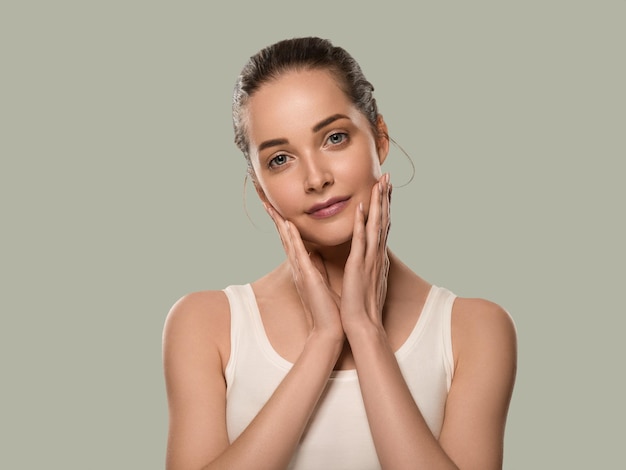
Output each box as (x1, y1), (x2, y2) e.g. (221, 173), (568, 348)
(352, 141), (383, 180)
(262, 182), (299, 216)
(336, 149), (381, 181)
(352, 166), (382, 218)
(349, 160), (381, 198)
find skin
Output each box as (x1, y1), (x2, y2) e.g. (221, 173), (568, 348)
(163, 69), (517, 469)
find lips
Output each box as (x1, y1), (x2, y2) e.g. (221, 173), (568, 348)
(305, 197), (350, 219)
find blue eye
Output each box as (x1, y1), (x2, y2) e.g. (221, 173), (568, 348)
(327, 133), (347, 145)
(269, 154), (289, 168)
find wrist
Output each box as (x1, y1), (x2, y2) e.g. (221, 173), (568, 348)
(306, 329), (344, 360)
(344, 318), (387, 348)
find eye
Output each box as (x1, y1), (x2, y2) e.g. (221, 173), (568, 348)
(268, 154), (290, 169)
(327, 132), (348, 145)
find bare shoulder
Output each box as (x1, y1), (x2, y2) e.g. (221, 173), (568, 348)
(452, 297), (517, 338)
(450, 297), (517, 367)
(163, 291), (233, 467)
(163, 290), (231, 371)
(165, 289), (230, 328)
(439, 296), (517, 467)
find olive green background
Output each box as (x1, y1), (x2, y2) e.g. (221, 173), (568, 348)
(1, 1), (624, 468)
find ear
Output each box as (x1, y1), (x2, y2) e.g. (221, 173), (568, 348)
(375, 115), (390, 165)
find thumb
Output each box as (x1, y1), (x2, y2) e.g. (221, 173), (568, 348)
(308, 251), (328, 282)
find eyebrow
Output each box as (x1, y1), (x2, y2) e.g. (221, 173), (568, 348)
(311, 113), (350, 133)
(258, 138), (289, 153)
(256, 114), (351, 153)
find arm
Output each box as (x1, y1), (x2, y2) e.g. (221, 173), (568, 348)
(347, 299), (516, 470)
(163, 291), (230, 469)
(340, 175), (457, 468)
(342, 175), (517, 469)
(163, 290), (343, 470)
(438, 298), (517, 469)
(164, 210), (347, 470)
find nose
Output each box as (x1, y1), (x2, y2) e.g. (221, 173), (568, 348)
(303, 157), (333, 193)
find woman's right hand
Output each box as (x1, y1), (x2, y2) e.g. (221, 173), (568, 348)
(165, 206), (347, 470)
(265, 204), (344, 342)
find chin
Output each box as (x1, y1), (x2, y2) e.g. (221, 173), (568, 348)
(298, 224), (353, 249)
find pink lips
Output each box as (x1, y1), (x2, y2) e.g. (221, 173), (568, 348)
(306, 197), (350, 219)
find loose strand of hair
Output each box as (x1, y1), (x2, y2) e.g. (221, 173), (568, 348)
(389, 136), (416, 188)
(242, 173), (265, 231)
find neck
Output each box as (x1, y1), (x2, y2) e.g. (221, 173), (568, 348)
(303, 240), (395, 297)
(301, 239), (350, 295)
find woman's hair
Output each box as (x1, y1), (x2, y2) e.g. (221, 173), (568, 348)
(232, 37), (380, 172)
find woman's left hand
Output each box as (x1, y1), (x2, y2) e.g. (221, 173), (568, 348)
(340, 173), (392, 335)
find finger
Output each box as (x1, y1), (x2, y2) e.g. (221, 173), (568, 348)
(264, 206), (304, 282)
(264, 203), (287, 231)
(280, 221), (306, 282)
(365, 176), (384, 260)
(380, 175), (392, 249)
(286, 221), (322, 280)
(264, 204), (289, 250)
(345, 201), (365, 272)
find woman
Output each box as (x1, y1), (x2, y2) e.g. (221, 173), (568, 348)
(163, 37), (517, 470)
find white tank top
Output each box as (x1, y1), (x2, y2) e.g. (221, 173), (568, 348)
(223, 283), (456, 469)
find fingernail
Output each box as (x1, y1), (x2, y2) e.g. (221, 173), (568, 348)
(385, 173), (390, 184)
(359, 202), (364, 213)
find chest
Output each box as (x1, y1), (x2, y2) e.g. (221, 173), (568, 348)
(223, 283), (454, 461)
(256, 294), (425, 369)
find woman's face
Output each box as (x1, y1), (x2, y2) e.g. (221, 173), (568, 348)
(247, 69), (388, 247)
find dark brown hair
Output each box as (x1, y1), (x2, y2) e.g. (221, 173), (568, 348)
(232, 37), (380, 171)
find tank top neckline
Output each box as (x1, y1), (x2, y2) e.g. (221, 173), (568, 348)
(241, 283), (438, 380)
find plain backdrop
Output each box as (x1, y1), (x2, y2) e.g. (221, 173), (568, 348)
(1, 1), (624, 468)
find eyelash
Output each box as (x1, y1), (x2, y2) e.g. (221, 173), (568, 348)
(266, 132), (349, 169)
(326, 132), (348, 146)
(268, 154), (290, 169)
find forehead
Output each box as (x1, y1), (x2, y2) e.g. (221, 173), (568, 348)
(246, 69), (359, 145)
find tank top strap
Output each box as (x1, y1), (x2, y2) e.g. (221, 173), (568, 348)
(222, 284), (258, 384)
(437, 286), (457, 389)
(223, 284), (254, 321)
(395, 285), (457, 390)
